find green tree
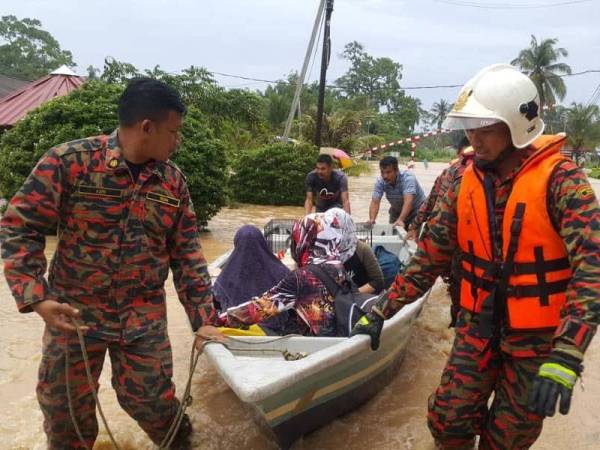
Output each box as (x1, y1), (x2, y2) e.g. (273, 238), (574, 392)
(0, 15), (75, 79)
(86, 65), (100, 80)
(543, 104), (568, 134)
(430, 99), (452, 130)
(172, 107), (228, 226)
(230, 143), (318, 205)
(511, 36), (571, 115)
(99, 60), (270, 150)
(336, 41), (402, 111)
(0, 81), (120, 199)
(0, 81), (229, 225)
(262, 73), (319, 129)
(335, 41), (421, 135)
(564, 102), (600, 164)
(100, 57), (141, 83)
(299, 109), (364, 148)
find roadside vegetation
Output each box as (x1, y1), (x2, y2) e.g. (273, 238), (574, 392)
(1, 16), (598, 213)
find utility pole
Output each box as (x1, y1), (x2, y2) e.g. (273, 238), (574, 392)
(314, 0), (334, 148)
(282, 0), (325, 142)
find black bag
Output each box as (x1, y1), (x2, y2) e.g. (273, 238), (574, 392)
(307, 264), (379, 337)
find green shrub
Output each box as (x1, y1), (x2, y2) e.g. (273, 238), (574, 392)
(0, 81), (122, 199)
(172, 107), (228, 226)
(230, 142), (319, 205)
(589, 168), (600, 179)
(0, 81), (228, 225)
(414, 145), (455, 162)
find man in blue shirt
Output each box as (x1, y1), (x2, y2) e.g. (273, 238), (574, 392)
(368, 156), (426, 230)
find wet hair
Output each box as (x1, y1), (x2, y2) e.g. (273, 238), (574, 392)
(379, 156), (399, 170)
(317, 154), (333, 166)
(118, 77), (186, 127)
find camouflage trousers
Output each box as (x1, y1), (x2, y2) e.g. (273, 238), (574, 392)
(427, 314), (546, 450)
(37, 326), (180, 449)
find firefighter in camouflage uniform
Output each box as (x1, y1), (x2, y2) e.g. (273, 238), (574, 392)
(353, 64), (600, 449)
(411, 136), (474, 327)
(0, 78), (224, 449)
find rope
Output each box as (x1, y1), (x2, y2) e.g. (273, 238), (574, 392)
(158, 336), (206, 449)
(65, 324), (306, 449)
(65, 322), (122, 450)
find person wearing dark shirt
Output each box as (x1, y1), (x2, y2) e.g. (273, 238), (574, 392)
(305, 154), (350, 214)
(344, 240), (385, 294)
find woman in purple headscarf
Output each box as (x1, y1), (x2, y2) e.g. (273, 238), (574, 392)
(213, 225), (290, 310)
(218, 208), (357, 337)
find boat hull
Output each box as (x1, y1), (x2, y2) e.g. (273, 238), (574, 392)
(269, 340), (410, 449)
(204, 294), (427, 449)
(204, 223), (425, 448)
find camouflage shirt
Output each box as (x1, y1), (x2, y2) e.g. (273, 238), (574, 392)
(412, 151), (474, 235)
(0, 131), (216, 341)
(384, 145), (600, 360)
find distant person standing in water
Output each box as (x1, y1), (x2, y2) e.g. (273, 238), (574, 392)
(368, 156), (426, 230)
(305, 154), (351, 214)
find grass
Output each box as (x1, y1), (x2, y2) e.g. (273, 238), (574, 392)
(343, 161), (372, 176)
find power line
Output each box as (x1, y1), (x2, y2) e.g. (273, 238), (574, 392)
(586, 83), (600, 107)
(433, 0), (592, 9)
(210, 68), (600, 91)
(307, 10), (326, 83)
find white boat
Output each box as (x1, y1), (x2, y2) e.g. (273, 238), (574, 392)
(204, 223), (429, 449)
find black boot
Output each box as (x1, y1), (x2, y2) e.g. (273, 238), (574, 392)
(168, 413), (193, 450)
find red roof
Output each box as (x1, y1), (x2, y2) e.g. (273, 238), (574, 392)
(0, 66), (84, 127)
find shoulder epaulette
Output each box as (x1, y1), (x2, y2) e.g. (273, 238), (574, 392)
(54, 135), (107, 158)
(164, 159), (188, 182)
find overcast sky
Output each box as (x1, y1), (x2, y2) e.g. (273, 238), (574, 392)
(3, 0), (600, 111)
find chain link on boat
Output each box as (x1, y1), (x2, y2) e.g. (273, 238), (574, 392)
(221, 333), (308, 360)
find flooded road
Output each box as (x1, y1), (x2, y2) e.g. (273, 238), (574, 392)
(1, 162), (598, 449)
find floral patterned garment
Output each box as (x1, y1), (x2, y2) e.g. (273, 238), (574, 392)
(219, 208), (357, 336)
(219, 262), (345, 336)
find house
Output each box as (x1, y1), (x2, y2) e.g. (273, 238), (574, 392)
(0, 74), (29, 99)
(0, 65), (84, 129)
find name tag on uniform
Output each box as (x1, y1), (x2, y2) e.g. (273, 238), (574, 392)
(146, 192), (180, 207)
(78, 185), (122, 198)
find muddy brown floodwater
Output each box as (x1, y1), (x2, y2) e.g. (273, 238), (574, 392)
(1, 162), (598, 449)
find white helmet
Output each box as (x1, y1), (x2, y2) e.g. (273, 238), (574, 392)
(443, 64), (545, 149)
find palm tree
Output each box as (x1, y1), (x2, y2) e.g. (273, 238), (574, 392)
(511, 36), (572, 116)
(565, 102), (600, 164)
(430, 99), (452, 130)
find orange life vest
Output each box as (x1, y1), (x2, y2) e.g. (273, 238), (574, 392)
(456, 135), (572, 331)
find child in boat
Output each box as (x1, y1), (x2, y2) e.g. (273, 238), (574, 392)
(218, 208), (357, 336)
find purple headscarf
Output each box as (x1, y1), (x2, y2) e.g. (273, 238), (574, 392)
(213, 225), (291, 310)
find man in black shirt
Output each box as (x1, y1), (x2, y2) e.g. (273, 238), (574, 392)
(304, 154), (351, 214)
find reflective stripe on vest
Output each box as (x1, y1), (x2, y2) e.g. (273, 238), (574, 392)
(456, 134), (572, 330)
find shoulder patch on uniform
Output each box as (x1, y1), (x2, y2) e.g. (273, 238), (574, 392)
(576, 185), (595, 201)
(146, 191), (180, 207)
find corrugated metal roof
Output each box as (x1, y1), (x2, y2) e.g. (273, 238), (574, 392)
(0, 74), (29, 99)
(0, 69), (84, 127)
